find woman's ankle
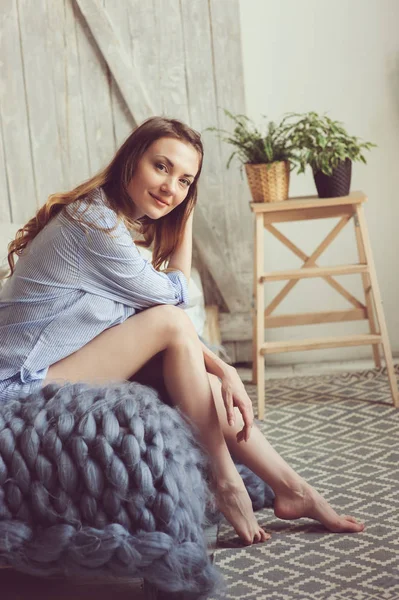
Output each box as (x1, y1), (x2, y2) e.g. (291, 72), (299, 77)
(272, 474), (307, 497)
(210, 471), (245, 495)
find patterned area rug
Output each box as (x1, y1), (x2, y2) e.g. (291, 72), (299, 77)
(210, 366), (399, 600)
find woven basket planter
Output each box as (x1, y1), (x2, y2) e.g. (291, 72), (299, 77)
(245, 161), (290, 203)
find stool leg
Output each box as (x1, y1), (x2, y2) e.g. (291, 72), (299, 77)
(252, 220), (257, 385)
(356, 205), (398, 407)
(255, 213), (265, 419)
(353, 210), (381, 368)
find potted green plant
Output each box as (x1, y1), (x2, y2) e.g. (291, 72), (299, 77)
(278, 111), (377, 198)
(207, 109), (299, 203)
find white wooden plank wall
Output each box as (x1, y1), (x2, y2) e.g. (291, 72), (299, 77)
(0, 0), (253, 342)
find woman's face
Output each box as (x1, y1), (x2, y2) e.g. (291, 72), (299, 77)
(127, 137), (200, 220)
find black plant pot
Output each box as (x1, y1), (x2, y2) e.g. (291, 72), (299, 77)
(313, 158), (352, 198)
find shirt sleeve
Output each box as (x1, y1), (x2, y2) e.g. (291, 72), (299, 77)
(66, 197), (190, 310)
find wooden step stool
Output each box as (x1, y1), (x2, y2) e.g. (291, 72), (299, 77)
(250, 191), (398, 420)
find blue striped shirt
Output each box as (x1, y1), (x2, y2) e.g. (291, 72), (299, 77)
(0, 187), (189, 401)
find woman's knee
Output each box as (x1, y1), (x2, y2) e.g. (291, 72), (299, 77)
(153, 304), (198, 341)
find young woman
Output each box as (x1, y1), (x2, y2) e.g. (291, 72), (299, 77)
(0, 117), (364, 545)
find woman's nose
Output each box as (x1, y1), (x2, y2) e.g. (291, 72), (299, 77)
(161, 178), (176, 195)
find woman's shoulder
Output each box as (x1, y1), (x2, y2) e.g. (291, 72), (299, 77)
(63, 187), (122, 232)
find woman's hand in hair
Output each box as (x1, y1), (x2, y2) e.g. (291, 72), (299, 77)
(220, 367), (254, 443)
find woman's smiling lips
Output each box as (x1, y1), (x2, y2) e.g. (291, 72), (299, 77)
(149, 192), (170, 207)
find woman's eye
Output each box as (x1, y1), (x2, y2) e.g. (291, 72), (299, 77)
(155, 163), (190, 187)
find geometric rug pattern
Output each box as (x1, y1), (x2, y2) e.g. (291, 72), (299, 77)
(211, 366), (399, 600)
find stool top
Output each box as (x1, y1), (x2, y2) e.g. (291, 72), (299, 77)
(250, 191), (367, 213)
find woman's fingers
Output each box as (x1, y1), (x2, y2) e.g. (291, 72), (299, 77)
(236, 403), (253, 442)
(224, 389), (235, 426)
(220, 372), (254, 440)
(242, 403), (254, 441)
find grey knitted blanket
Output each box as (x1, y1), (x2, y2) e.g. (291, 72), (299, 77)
(0, 380), (273, 597)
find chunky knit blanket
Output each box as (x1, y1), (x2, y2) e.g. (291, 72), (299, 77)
(0, 380), (273, 597)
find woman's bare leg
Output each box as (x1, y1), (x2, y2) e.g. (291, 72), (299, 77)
(134, 338), (269, 544)
(207, 373), (365, 533)
(44, 306), (269, 545)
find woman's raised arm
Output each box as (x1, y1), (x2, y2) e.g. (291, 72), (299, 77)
(164, 210), (193, 281)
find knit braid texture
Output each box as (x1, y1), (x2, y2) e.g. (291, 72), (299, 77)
(0, 381), (222, 596)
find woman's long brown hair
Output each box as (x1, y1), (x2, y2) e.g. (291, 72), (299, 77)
(5, 116), (203, 277)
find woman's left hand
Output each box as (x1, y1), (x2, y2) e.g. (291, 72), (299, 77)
(220, 367), (254, 443)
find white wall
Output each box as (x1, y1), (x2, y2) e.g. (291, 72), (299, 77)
(239, 0), (399, 364)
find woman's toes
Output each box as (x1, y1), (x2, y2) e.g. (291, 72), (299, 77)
(261, 528), (271, 541)
(253, 528), (271, 544)
(343, 515), (361, 524)
(253, 532), (261, 543)
(333, 516), (364, 532)
(344, 516), (365, 531)
(243, 535), (253, 546)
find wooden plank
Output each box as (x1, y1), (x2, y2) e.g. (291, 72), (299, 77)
(75, 0), (155, 125)
(46, 0), (90, 190)
(209, 0), (253, 285)
(355, 205), (398, 407)
(155, 0), (189, 121)
(220, 308), (368, 342)
(104, 0), (135, 147)
(235, 341), (252, 364)
(260, 264), (368, 282)
(265, 308), (369, 328)
(74, 0), (116, 175)
(221, 341), (237, 364)
(353, 210), (381, 367)
(17, 0), (65, 207)
(255, 212), (265, 418)
(263, 204), (354, 224)
(203, 305), (221, 348)
(0, 117), (10, 223)
(127, 0), (161, 115)
(261, 333), (382, 355)
(220, 312), (252, 342)
(250, 191), (367, 213)
(222, 341), (252, 365)
(0, 0), (36, 222)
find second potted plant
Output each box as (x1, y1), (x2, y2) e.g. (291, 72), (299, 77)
(278, 111), (377, 198)
(207, 110), (298, 203)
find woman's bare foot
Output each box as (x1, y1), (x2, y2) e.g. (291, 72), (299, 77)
(215, 479), (271, 545)
(274, 479), (365, 533)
